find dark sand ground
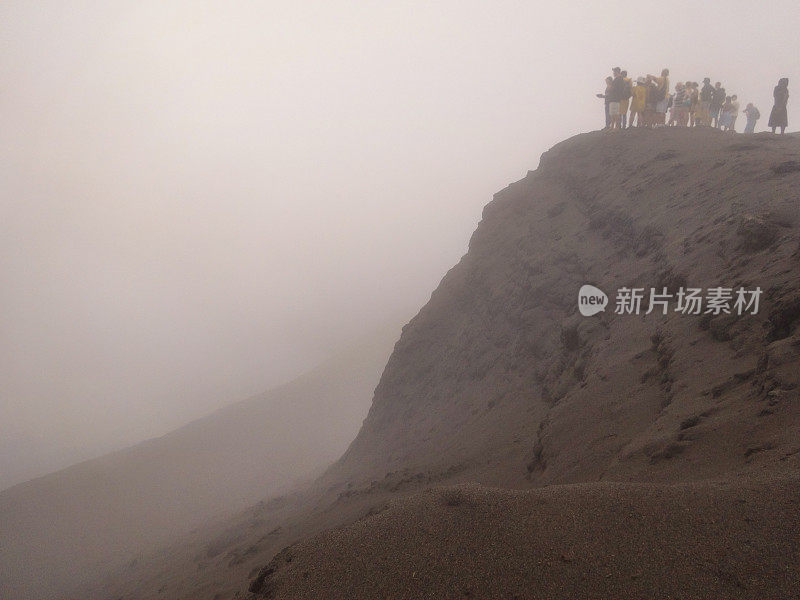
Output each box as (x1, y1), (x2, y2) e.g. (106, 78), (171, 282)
(252, 476), (800, 599)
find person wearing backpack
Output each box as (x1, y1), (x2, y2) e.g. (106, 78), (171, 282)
(743, 103), (761, 133)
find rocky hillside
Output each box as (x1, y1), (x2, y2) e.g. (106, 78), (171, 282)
(77, 128), (800, 600)
(249, 128), (800, 599)
(329, 128), (800, 489)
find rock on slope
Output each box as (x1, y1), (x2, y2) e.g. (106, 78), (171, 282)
(248, 129), (800, 599)
(0, 325), (399, 600)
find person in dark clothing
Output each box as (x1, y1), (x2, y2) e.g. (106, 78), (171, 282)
(597, 76), (613, 128)
(710, 82), (726, 128)
(607, 70), (626, 129)
(620, 70), (632, 129)
(646, 68), (670, 126)
(769, 78), (789, 134)
(700, 78), (714, 102)
(699, 78), (714, 126)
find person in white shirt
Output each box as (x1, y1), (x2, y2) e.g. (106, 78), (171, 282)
(729, 95), (741, 131)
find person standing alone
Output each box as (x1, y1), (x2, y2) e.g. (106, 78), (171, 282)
(769, 78), (789, 134)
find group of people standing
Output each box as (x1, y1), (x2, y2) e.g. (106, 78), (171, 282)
(598, 67), (789, 134)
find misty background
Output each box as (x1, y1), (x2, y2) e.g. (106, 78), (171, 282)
(2, 0), (798, 491)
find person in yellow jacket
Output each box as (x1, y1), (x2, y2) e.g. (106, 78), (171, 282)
(629, 76), (648, 127)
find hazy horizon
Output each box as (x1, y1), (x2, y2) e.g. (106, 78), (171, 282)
(2, 0), (798, 490)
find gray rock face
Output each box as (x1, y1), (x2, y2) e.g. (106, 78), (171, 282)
(331, 128), (800, 488)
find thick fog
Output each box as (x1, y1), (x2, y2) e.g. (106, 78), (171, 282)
(1, 0), (797, 490)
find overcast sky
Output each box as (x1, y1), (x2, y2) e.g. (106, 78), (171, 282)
(1, 0), (797, 490)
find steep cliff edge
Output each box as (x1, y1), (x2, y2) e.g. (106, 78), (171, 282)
(251, 128), (800, 599)
(328, 128), (800, 489)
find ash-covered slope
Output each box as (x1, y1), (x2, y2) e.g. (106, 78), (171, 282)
(0, 326), (398, 600)
(76, 129), (800, 600)
(255, 476), (800, 600)
(329, 128), (800, 489)
(247, 128), (800, 599)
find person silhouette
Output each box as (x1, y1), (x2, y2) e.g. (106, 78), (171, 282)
(769, 78), (789, 134)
